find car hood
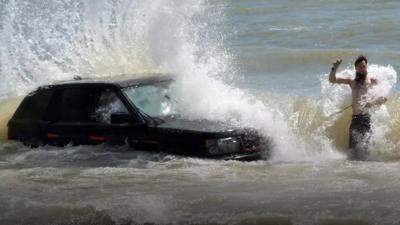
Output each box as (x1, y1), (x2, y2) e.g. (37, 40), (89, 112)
(156, 116), (239, 133)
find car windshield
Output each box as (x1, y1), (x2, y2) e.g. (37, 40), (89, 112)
(123, 80), (176, 118)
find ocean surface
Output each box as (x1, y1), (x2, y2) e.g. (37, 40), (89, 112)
(1, 0), (400, 224)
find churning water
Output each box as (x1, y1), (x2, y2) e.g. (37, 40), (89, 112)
(1, 0), (400, 224)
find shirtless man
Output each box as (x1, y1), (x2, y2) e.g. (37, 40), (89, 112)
(328, 55), (387, 160)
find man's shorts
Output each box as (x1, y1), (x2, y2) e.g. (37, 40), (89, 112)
(348, 114), (371, 160)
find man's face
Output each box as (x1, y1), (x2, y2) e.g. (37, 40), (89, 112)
(355, 61), (367, 74)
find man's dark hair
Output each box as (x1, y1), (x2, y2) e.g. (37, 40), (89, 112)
(354, 55), (368, 67)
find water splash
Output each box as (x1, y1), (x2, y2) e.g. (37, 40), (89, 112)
(0, 0), (325, 161)
(320, 64), (398, 159)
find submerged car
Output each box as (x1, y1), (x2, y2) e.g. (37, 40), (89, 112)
(7, 74), (270, 161)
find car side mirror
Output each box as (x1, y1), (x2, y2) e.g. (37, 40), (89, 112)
(111, 112), (131, 124)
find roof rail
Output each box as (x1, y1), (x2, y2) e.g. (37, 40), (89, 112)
(73, 75), (83, 80)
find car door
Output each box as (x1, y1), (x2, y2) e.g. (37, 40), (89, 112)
(89, 87), (146, 145)
(43, 86), (99, 145)
(43, 86), (145, 146)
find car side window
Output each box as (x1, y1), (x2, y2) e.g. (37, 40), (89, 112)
(45, 87), (98, 122)
(44, 87), (140, 124)
(60, 88), (97, 122)
(93, 89), (128, 124)
(13, 88), (53, 120)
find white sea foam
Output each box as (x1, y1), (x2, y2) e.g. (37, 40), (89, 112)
(269, 26), (310, 31)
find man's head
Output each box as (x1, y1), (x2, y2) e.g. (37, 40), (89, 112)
(354, 55), (368, 82)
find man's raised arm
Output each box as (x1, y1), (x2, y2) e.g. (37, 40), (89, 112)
(329, 58), (351, 84)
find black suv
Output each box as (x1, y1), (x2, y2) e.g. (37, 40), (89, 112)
(7, 74), (270, 161)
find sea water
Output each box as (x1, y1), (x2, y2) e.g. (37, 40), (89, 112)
(1, 0), (400, 224)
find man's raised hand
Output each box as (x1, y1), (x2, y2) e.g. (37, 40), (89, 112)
(332, 59), (342, 70)
(332, 58), (342, 70)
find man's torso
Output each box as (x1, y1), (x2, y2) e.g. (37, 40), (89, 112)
(350, 76), (376, 115)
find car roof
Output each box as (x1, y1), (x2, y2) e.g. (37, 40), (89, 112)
(45, 73), (174, 89)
